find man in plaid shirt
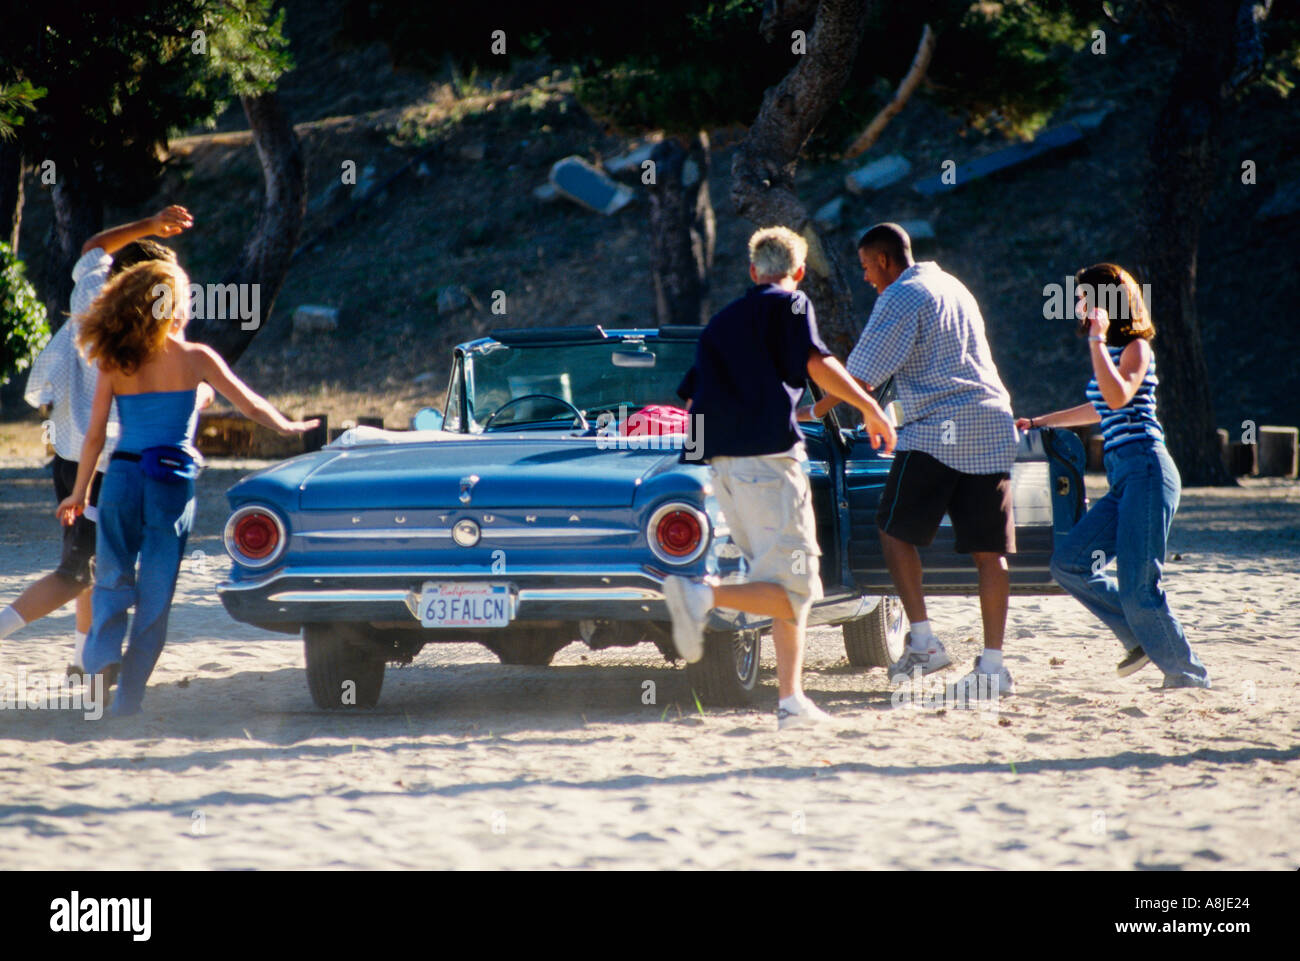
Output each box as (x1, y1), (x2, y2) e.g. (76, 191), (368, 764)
(838, 223), (1020, 698)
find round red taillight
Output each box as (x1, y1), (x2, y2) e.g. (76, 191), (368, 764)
(234, 512), (279, 559)
(656, 510), (702, 558)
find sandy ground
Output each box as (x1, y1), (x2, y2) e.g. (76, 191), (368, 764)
(0, 456), (1297, 870)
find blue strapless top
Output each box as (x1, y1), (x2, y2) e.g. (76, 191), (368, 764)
(115, 389), (201, 457)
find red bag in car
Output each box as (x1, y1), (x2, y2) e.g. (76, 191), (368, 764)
(622, 405), (690, 437)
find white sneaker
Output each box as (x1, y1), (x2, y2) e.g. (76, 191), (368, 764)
(888, 635), (951, 680)
(950, 656), (1014, 705)
(777, 694), (832, 730)
(662, 576), (711, 663)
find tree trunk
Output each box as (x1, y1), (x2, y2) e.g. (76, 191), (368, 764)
(190, 92), (305, 363)
(41, 152), (104, 332)
(731, 0), (872, 358)
(0, 139), (23, 253)
(647, 132), (715, 326)
(1137, 0), (1252, 485)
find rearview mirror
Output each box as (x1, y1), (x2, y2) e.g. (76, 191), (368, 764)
(411, 407), (445, 431)
(612, 349), (656, 368)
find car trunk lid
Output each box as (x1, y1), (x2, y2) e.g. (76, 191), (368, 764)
(297, 437), (674, 510)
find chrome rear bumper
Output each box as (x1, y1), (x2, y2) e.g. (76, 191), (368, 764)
(217, 564), (871, 633)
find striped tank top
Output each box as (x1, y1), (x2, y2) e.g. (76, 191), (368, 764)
(1086, 344), (1164, 452)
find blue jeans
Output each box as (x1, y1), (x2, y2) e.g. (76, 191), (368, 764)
(1050, 439), (1209, 687)
(83, 459), (196, 715)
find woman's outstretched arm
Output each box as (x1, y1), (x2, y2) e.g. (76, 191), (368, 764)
(191, 344), (319, 436)
(1015, 403), (1101, 431)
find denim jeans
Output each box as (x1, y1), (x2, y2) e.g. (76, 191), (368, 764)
(83, 458), (196, 715)
(1049, 439), (1210, 687)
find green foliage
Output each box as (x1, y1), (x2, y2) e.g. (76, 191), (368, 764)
(572, 1), (791, 136)
(198, 0), (293, 98)
(344, 0), (1094, 150)
(1256, 9), (1300, 99)
(927, 0), (1088, 139)
(0, 80), (45, 140)
(342, 1), (789, 136)
(0, 242), (51, 387)
(804, 0), (1095, 156)
(2, 1), (292, 204)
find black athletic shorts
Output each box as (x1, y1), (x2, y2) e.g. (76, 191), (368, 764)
(52, 454), (104, 587)
(876, 449), (1015, 554)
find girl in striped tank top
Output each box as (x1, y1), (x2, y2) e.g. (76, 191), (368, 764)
(1017, 263), (1209, 688)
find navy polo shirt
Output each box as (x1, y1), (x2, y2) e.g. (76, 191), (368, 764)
(677, 283), (831, 461)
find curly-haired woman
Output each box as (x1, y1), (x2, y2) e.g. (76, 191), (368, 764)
(57, 260), (318, 716)
(1017, 263), (1210, 689)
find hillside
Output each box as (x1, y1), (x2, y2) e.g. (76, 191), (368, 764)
(6, 0), (1298, 449)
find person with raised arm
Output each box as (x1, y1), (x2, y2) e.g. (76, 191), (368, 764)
(1, 206), (199, 673)
(1017, 263), (1209, 688)
(57, 259), (317, 716)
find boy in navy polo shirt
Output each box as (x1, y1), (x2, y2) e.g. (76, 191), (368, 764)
(666, 226), (896, 730)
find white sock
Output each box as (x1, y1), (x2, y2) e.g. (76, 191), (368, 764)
(980, 648), (1003, 673)
(74, 630), (88, 666)
(0, 605), (26, 640)
(779, 694), (803, 714)
(908, 620), (937, 650)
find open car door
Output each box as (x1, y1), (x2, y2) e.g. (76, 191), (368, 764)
(840, 397), (1087, 595)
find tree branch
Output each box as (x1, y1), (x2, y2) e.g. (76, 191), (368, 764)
(731, 0), (874, 357)
(190, 91), (305, 362)
(733, 0), (872, 228)
(843, 23), (935, 160)
(1223, 0), (1273, 98)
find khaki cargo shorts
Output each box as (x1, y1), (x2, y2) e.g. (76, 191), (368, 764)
(710, 453), (824, 625)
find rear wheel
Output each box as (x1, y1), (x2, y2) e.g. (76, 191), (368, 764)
(686, 629), (762, 706)
(304, 623), (386, 709)
(843, 596), (907, 668)
(484, 628), (573, 666)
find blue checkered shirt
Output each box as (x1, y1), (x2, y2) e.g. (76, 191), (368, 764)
(846, 262), (1018, 475)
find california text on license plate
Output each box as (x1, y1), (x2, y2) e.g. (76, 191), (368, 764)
(418, 582), (513, 628)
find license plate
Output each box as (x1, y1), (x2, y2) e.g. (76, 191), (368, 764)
(418, 582), (513, 628)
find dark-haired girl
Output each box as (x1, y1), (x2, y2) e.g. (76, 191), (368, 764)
(1017, 263), (1210, 688)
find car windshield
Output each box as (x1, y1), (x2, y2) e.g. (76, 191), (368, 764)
(467, 340), (699, 430)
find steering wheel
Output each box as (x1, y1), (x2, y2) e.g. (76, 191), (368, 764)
(482, 393), (590, 431)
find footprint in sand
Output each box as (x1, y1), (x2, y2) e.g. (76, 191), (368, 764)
(197, 662), (230, 673)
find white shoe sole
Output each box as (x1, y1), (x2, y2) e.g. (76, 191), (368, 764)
(778, 711), (830, 730)
(1117, 653), (1151, 678)
(662, 578), (704, 663)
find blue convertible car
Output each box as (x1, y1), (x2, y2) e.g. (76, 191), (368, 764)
(217, 326), (1086, 708)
